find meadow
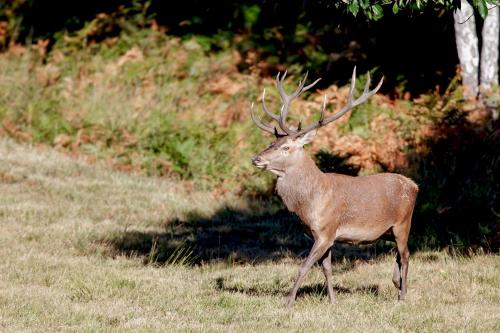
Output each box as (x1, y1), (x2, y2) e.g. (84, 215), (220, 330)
(1, 139), (499, 332)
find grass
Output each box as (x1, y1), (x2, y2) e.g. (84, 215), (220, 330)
(1, 138), (499, 332)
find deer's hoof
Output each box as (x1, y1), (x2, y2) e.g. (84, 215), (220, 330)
(286, 297), (295, 308)
(392, 279), (401, 290)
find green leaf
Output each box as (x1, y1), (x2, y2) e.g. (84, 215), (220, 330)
(476, 0), (488, 18)
(359, 0), (369, 10)
(392, 2), (399, 14)
(348, 0), (360, 17)
(242, 4), (261, 29)
(372, 4), (384, 20)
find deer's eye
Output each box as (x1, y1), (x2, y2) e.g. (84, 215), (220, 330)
(282, 146), (290, 151)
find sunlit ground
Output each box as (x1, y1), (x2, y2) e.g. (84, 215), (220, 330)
(1, 139), (499, 332)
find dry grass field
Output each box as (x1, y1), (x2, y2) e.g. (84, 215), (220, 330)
(1, 138), (499, 332)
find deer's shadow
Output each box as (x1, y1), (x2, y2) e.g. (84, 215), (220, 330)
(99, 152), (394, 265)
(213, 276), (379, 298)
(102, 205), (395, 265)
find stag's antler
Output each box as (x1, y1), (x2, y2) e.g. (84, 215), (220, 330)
(251, 71), (321, 137)
(251, 67), (383, 138)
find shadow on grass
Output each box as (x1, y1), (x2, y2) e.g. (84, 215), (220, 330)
(101, 111), (500, 267)
(297, 283), (379, 298)
(213, 276), (379, 297)
(102, 207), (310, 265)
(100, 152), (397, 265)
(102, 205), (394, 265)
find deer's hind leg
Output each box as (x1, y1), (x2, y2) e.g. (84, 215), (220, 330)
(392, 222), (411, 301)
(321, 248), (336, 304)
(392, 252), (401, 290)
(382, 230), (401, 290)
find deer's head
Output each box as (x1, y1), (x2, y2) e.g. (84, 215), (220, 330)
(251, 68), (383, 176)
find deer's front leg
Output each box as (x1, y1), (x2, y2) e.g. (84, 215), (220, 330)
(287, 239), (331, 307)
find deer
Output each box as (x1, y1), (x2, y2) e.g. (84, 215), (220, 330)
(250, 68), (418, 307)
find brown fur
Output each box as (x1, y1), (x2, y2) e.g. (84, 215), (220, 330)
(252, 133), (418, 306)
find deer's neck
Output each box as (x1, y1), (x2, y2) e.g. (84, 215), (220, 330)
(276, 153), (328, 222)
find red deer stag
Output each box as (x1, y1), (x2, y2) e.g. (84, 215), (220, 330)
(250, 68), (418, 307)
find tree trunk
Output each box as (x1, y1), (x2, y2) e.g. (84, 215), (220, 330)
(454, 0), (480, 99)
(480, 6), (499, 95)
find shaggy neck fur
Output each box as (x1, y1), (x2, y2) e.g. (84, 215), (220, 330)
(276, 152), (329, 222)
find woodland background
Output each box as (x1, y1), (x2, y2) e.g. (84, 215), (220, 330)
(1, 0), (498, 251)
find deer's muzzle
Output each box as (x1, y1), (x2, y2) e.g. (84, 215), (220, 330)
(251, 156), (266, 168)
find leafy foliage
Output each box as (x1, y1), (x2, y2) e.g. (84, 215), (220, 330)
(0, 0), (463, 95)
(341, 0), (500, 19)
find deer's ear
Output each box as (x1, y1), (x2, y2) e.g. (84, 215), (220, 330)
(296, 130), (317, 146)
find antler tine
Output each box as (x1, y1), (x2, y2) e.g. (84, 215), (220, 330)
(276, 71), (289, 102)
(292, 72), (322, 98)
(319, 94), (327, 124)
(295, 67), (383, 137)
(279, 72), (307, 133)
(250, 102), (273, 134)
(363, 71), (371, 94)
(276, 70), (289, 100)
(275, 71), (294, 135)
(292, 71), (309, 98)
(302, 77), (322, 92)
(323, 67), (383, 122)
(346, 66), (357, 107)
(261, 89), (280, 121)
(276, 71), (323, 135)
(351, 75), (384, 108)
(281, 70), (288, 82)
(250, 102), (286, 136)
(317, 66), (357, 124)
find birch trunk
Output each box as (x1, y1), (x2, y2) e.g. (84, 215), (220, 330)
(454, 0), (480, 99)
(480, 6), (499, 95)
